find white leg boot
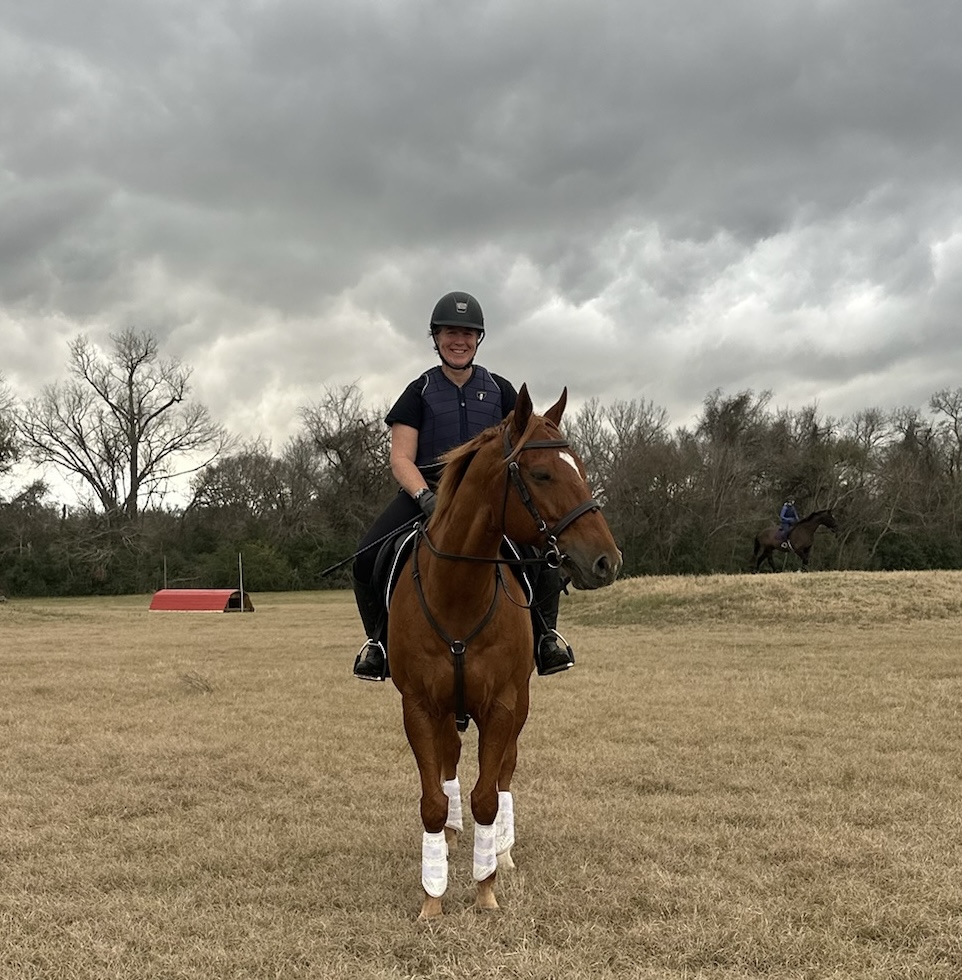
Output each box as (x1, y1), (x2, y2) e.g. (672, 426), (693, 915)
(495, 790), (515, 870)
(421, 830), (448, 898)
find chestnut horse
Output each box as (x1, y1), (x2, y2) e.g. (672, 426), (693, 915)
(753, 508), (838, 573)
(387, 385), (622, 919)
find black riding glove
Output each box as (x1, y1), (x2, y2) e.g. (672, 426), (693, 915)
(417, 489), (437, 518)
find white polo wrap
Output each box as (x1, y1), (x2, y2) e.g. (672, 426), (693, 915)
(495, 790), (515, 854)
(421, 830), (448, 898)
(442, 778), (463, 832)
(473, 821), (497, 881)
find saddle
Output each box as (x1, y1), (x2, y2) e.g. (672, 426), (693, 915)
(372, 526), (419, 618)
(369, 524), (535, 658)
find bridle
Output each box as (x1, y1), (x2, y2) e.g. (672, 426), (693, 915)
(501, 426), (602, 569)
(412, 418), (602, 730)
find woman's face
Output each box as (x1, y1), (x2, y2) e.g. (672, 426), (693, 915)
(435, 326), (480, 370)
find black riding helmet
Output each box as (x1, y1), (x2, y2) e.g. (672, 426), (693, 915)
(429, 291), (485, 343)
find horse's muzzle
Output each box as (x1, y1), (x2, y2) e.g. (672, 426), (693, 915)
(563, 546), (622, 590)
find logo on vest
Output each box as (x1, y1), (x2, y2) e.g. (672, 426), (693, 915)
(477, 392), (486, 400)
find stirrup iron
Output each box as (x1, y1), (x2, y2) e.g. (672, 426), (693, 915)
(353, 639), (388, 682)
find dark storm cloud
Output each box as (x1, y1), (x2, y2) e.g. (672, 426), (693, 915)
(2, 0), (962, 500)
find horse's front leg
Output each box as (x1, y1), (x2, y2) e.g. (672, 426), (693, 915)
(440, 712), (463, 854)
(401, 697), (450, 919)
(494, 685), (528, 872)
(471, 703), (517, 911)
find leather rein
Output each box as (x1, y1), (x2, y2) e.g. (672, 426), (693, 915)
(411, 423), (601, 731)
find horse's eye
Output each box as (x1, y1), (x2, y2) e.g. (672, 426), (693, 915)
(530, 469), (552, 483)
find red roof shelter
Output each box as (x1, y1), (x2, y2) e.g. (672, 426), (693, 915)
(149, 589), (254, 612)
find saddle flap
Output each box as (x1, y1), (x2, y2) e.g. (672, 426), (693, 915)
(372, 527), (419, 612)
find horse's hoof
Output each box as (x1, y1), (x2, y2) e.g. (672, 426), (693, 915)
(475, 893), (500, 912)
(444, 826), (459, 852)
(496, 849), (515, 871)
(418, 896), (444, 919)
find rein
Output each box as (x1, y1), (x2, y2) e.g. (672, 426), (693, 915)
(318, 516), (420, 578)
(411, 419), (602, 731)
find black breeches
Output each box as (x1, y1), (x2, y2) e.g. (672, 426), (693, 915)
(353, 491), (421, 584)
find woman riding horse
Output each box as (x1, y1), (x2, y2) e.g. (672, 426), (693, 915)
(753, 508), (838, 572)
(778, 497), (800, 541)
(388, 385), (622, 917)
(351, 291), (574, 680)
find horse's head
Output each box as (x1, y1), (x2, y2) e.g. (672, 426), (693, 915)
(818, 509), (839, 533)
(501, 385), (622, 589)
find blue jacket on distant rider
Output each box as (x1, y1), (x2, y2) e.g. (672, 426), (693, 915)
(779, 499), (800, 539)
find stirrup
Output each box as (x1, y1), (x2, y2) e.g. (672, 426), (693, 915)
(353, 639), (388, 682)
(535, 630), (575, 676)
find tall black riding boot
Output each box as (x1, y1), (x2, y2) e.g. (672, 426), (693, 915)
(532, 565), (575, 676)
(351, 575), (388, 682)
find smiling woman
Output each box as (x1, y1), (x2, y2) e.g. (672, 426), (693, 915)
(349, 291), (578, 683)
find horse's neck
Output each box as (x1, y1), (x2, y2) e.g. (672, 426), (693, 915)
(790, 514), (820, 539)
(415, 512), (512, 638)
(423, 509), (505, 588)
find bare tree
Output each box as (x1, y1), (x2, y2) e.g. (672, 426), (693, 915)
(188, 439), (288, 519)
(695, 388), (773, 525)
(0, 374), (20, 477)
(299, 383), (393, 535)
(930, 387), (962, 480)
(569, 396), (674, 573)
(300, 384), (391, 491)
(16, 328), (234, 520)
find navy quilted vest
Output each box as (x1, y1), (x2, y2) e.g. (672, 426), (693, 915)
(415, 366), (504, 469)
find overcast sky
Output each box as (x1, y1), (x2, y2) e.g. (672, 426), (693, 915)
(3, 0), (962, 502)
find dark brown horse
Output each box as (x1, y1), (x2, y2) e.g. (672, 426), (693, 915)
(387, 385), (622, 919)
(753, 508), (838, 573)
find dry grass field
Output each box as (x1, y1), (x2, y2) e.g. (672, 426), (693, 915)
(2, 571), (962, 979)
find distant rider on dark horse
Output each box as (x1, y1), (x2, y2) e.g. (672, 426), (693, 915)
(350, 290), (576, 682)
(778, 497), (800, 548)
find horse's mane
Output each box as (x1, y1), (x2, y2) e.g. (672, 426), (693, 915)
(433, 410), (554, 520)
(435, 422), (503, 505)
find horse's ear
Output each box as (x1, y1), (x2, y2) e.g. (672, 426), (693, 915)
(545, 387), (567, 427)
(512, 383), (532, 435)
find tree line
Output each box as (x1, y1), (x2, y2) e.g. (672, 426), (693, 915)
(1, 329), (961, 597)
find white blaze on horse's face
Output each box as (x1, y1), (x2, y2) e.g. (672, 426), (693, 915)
(558, 451), (581, 477)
